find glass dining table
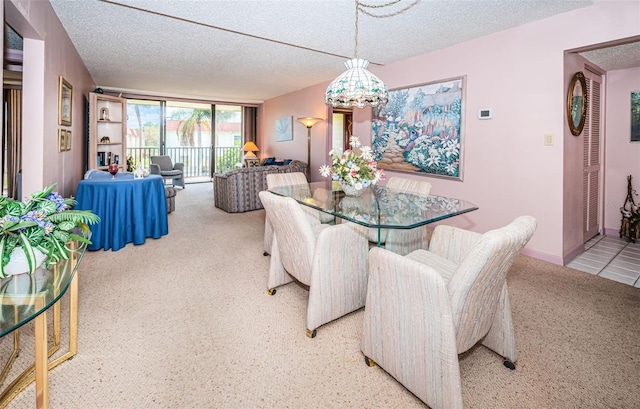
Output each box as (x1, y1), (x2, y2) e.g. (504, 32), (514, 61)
(268, 181), (479, 245)
(0, 240), (87, 409)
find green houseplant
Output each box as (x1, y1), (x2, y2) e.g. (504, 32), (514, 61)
(0, 183), (99, 277)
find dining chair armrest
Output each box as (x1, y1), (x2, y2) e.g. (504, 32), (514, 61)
(429, 224), (481, 264)
(174, 162), (185, 172)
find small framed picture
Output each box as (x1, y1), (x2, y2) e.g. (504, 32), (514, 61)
(65, 130), (72, 151)
(245, 158), (260, 168)
(58, 129), (66, 152)
(58, 77), (72, 126)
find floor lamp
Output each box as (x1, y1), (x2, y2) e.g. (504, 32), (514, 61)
(296, 117), (323, 181)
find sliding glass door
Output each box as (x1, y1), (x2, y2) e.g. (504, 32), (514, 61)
(126, 98), (253, 181)
(126, 99), (162, 169)
(166, 101), (212, 181)
(214, 105), (242, 174)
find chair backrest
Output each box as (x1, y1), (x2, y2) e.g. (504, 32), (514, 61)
(266, 172), (307, 188)
(259, 191), (316, 284)
(387, 176), (432, 196)
(151, 156), (174, 171)
(448, 216), (537, 352)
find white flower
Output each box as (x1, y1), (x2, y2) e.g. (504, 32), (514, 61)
(360, 146), (373, 161)
(319, 164), (331, 177)
(349, 136), (361, 148)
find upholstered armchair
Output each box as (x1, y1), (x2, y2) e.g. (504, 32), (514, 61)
(150, 156), (185, 188)
(213, 160), (307, 213)
(369, 176), (432, 255)
(361, 216), (537, 409)
(259, 191), (369, 338)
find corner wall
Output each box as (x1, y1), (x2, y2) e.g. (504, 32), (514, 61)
(6, 0), (95, 198)
(261, 1), (640, 264)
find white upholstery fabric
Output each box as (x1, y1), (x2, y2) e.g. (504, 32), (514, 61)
(263, 172), (334, 255)
(259, 191), (370, 335)
(263, 172), (315, 255)
(369, 176), (432, 255)
(361, 216), (537, 409)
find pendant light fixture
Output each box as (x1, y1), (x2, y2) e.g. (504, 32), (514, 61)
(325, 0), (388, 109)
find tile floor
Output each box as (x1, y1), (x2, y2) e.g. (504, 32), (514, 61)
(566, 234), (640, 288)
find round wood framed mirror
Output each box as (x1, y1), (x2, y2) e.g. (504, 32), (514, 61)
(567, 71), (588, 136)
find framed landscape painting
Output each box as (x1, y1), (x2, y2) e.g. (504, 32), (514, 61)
(371, 76), (466, 180)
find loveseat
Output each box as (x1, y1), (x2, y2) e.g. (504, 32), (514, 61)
(213, 160), (307, 213)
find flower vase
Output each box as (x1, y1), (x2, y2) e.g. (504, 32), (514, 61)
(340, 181), (366, 197)
(3, 247), (47, 277)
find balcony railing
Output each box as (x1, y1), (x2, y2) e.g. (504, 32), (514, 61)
(126, 146), (242, 178)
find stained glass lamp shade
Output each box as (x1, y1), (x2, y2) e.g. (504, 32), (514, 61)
(325, 58), (388, 108)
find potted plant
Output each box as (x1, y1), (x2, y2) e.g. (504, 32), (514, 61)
(0, 183), (99, 277)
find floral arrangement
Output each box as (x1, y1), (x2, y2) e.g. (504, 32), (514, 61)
(0, 184), (99, 277)
(319, 136), (385, 189)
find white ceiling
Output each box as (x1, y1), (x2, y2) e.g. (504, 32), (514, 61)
(47, 0), (636, 104)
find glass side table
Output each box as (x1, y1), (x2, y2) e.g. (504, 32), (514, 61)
(0, 240), (88, 409)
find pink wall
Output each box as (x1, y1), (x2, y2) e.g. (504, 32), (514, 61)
(603, 67), (640, 233)
(260, 1), (640, 264)
(258, 82), (332, 182)
(5, 0), (95, 198)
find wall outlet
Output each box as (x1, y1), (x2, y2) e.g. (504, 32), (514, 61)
(544, 134), (554, 146)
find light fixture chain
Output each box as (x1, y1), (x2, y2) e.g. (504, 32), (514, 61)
(355, 0), (359, 59)
(358, 0), (420, 18)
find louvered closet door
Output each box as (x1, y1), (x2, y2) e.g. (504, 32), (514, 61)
(583, 69), (602, 242)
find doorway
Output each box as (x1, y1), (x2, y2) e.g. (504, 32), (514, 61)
(331, 108), (353, 153)
(2, 23), (23, 199)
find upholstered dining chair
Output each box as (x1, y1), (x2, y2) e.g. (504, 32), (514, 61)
(259, 190), (369, 338)
(263, 172), (311, 256)
(361, 216), (537, 409)
(150, 156), (185, 188)
(263, 172), (333, 256)
(369, 176), (432, 255)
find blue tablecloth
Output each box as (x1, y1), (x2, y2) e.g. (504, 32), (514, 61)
(76, 172), (169, 251)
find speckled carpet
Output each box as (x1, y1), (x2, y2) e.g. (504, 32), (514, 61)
(2, 182), (639, 408)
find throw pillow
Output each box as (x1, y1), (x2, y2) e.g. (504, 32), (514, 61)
(263, 157), (276, 166)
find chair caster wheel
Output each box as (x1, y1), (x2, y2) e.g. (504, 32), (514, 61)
(263, 251), (269, 256)
(306, 329), (317, 338)
(364, 356), (376, 367)
(268, 288), (276, 295)
(503, 360), (516, 370)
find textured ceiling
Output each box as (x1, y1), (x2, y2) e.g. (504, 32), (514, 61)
(579, 41), (640, 71)
(47, 0), (632, 104)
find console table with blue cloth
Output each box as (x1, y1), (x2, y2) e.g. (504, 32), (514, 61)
(76, 172), (169, 251)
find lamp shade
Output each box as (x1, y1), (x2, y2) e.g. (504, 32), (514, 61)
(241, 141), (259, 152)
(325, 58), (388, 108)
(296, 117), (323, 128)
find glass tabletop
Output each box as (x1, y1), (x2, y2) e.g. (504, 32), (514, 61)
(0, 241), (88, 337)
(268, 182), (479, 229)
